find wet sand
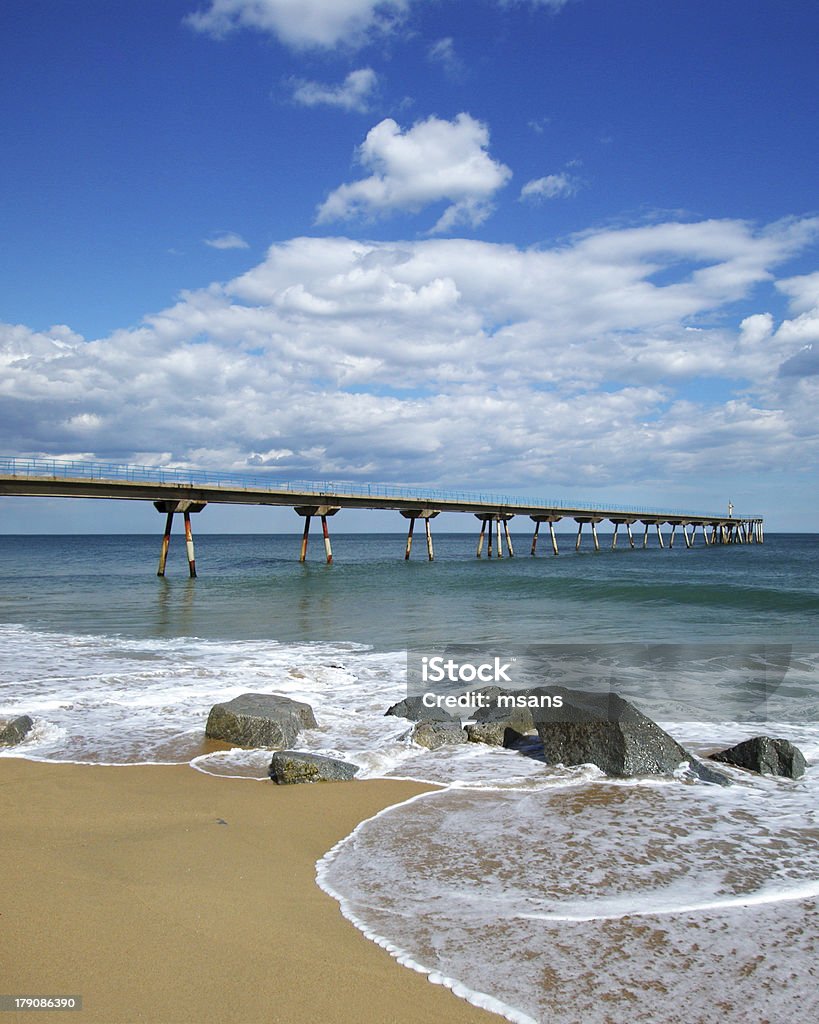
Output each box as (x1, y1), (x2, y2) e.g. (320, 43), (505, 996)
(0, 759), (499, 1024)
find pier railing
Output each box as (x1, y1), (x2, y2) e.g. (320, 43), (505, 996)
(0, 456), (760, 521)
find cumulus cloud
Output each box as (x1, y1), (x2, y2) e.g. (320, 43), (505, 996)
(290, 68), (378, 113)
(204, 232), (250, 250)
(3, 217), (819, 493)
(185, 0), (408, 49)
(520, 172), (579, 201)
(316, 113), (512, 232)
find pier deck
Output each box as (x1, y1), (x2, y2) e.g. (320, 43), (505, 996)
(0, 457), (764, 573)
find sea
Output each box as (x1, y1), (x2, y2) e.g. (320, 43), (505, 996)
(2, 531), (818, 1024)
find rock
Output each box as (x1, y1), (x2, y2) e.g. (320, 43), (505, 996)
(269, 751), (359, 784)
(408, 720), (468, 749)
(711, 736), (807, 779)
(0, 714), (34, 746)
(385, 695), (457, 723)
(205, 693), (316, 750)
(465, 720), (526, 747)
(534, 688), (727, 783)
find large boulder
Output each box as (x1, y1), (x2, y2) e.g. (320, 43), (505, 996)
(0, 714), (33, 747)
(406, 720), (468, 749)
(711, 736), (807, 779)
(533, 687), (727, 783)
(269, 751), (359, 784)
(206, 693), (316, 750)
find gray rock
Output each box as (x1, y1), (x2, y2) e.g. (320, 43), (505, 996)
(385, 694), (457, 723)
(711, 736), (807, 779)
(205, 693), (316, 749)
(408, 719), (468, 749)
(269, 751), (359, 784)
(465, 720), (527, 747)
(0, 714), (34, 747)
(535, 688), (728, 783)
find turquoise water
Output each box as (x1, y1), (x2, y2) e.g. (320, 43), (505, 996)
(1, 531), (818, 1023)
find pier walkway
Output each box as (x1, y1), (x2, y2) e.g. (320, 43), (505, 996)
(0, 457), (764, 575)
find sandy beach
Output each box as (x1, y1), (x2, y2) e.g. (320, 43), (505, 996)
(0, 759), (499, 1024)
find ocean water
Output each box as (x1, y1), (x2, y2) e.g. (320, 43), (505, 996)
(1, 531), (818, 1022)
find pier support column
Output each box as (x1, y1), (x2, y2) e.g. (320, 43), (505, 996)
(530, 520), (540, 556)
(183, 511), (197, 577)
(591, 520), (600, 552)
(477, 519), (487, 558)
(576, 521), (583, 551)
(404, 517), (415, 560)
(669, 524), (677, 549)
(503, 520), (515, 557)
(294, 506), (340, 563)
(425, 518), (435, 561)
(642, 521), (650, 549)
(321, 516), (333, 564)
(157, 511), (174, 577)
(153, 500), (206, 577)
(627, 522), (635, 549)
(656, 523), (665, 549)
(611, 522), (619, 550)
(550, 521), (559, 556)
(300, 515), (312, 562)
(683, 524), (692, 548)
(496, 519), (503, 558)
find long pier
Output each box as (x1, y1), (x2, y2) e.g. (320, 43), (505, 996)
(0, 457), (764, 576)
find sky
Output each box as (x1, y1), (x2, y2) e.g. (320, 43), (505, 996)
(1, 0), (819, 533)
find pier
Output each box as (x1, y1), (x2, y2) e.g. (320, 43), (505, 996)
(0, 457), (764, 576)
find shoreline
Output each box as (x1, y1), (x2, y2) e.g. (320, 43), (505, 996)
(0, 758), (500, 1024)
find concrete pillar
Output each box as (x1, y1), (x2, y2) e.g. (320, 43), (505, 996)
(477, 518), (487, 558)
(183, 510), (197, 578)
(656, 523), (665, 549)
(300, 515), (312, 562)
(503, 519), (515, 557)
(496, 519), (503, 558)
(643, 521), (649, 549)
(157, 512), (173, 577)
(627, 522), (635, 549)
(425, 517), (434, 561)
(611, 522), (619, 550)
(405, 517), (415, 560)
(321, 515), (333, 564)
(550, 521), (559, 556)
(531, 520), (540, 556)
(591, 520), (600, 552)
(576, 521), (583, 551)
(669, 524), (676, 549)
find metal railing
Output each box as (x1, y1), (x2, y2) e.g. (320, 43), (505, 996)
(0, 456), (761, 520)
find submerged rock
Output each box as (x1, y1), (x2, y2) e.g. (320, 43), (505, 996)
(711, 736), (806, 779)
(206, 693), (316, 750)
(407, 719), (468, 749)
(534, 688), (728, 783)
(0, 714), (34, 747)
(269, 751), (359, 784)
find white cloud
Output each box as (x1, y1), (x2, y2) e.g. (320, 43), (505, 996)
(316, 113), (512, 232)
(3, 217), (819, 496)
(520, 172), (579, 201)
(185, 0), (408, 49)
(290, 68), (377, 113)
(427, 37), (465, 79)
(204, 232), (250, 250)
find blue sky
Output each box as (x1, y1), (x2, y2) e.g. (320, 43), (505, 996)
(2, 0), (819, 532)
